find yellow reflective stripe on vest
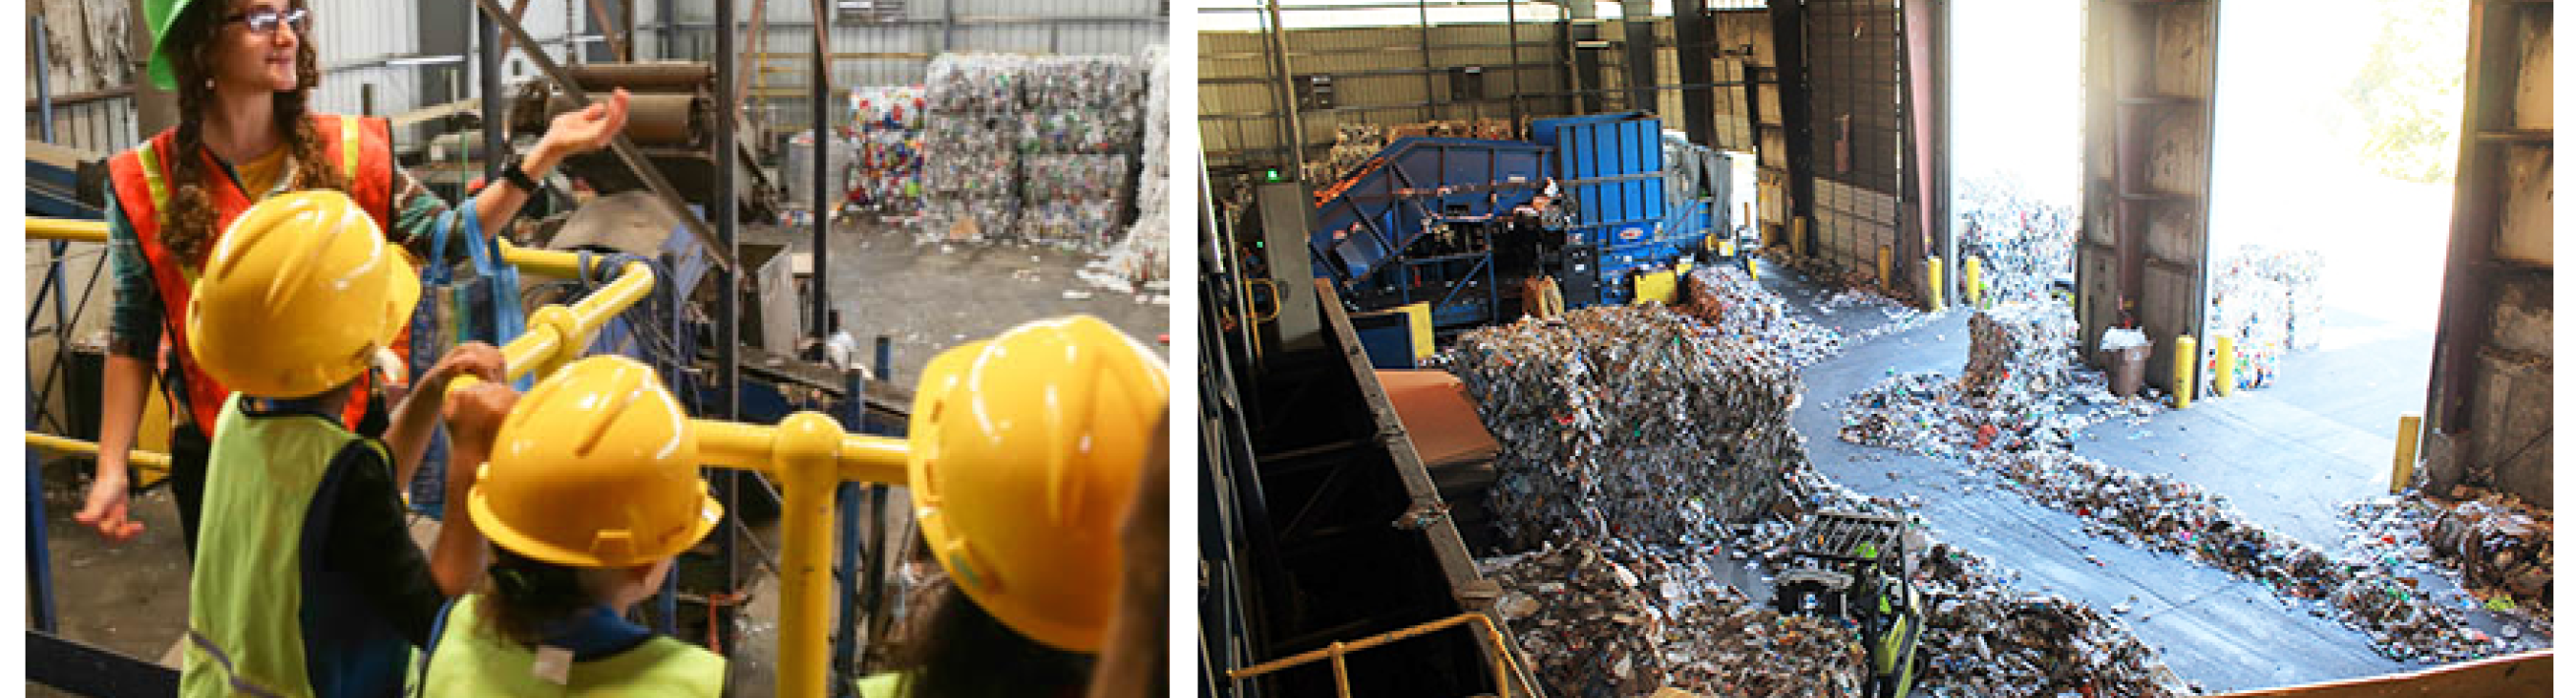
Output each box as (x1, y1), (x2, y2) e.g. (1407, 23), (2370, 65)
(340, 116), (361, 179)
(136, 142), (171, 212)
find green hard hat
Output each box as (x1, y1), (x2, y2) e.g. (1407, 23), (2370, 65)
(142, 0), (199, 91)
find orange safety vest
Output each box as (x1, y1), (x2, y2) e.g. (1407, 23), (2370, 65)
(107, 114), (403, 432)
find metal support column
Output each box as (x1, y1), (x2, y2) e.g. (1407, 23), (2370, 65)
(29, 439), (57, 633)
(30, 14), (80, 447)
(34, 16), (55, 144)
(810, 0), (833, 342)
(1263, 0), (1305, 179)
(482, 9), (506, 185)
(712, 0), (747, 670)
(1619, 0), (1657, 114)
(1673, 0), (1720, 146)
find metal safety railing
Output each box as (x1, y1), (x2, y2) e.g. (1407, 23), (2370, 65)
(452, 242), (909, 697)
(1227, 612), (1536, 698)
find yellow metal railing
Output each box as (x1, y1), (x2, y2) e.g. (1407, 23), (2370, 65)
(27, 218), (109, 243)
(25, 433), (172, 470)
(451, 239), (893, 698)
(1228, 612), (1534, 698)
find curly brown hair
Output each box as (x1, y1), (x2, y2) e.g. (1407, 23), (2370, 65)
(157, 0), (346, 262)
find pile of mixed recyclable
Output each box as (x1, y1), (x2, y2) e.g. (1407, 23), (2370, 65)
(1481, 541), (1869, 698)
(1444, 307), (1808, 546)
(1838, 304), (2152, 457)
(1079, 45), (1171, 299)
(1478, 520), (2194, 697)
(1302, 118), (1520, 184)
(1911, 542), (2189, 698)
(1015, 54), (1146, 248)
(849, 86), (927, 213)
(1813, 288), (1946, 347)
(2205, 245), (2327, 392)
(921, 55), (1026, 239)
(2343, 487), (2553, 628)
(919, 53), (1148, 249)
(1970, 447), (2544, 664)
(1955, 172), (2077, 307)
(1676, 265), (1847, 371)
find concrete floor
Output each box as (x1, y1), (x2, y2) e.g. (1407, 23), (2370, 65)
(1749, 258), (2540, 692)
(32, 220), (1162, 694)
(763, 220), (1170, 387)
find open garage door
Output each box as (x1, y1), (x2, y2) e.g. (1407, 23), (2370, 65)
(2079, 0), (2220, 394)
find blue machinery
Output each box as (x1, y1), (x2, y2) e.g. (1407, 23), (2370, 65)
(1307, 112), (1723, 329)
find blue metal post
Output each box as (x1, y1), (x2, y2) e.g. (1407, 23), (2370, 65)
(33, 16), (56, 145)
(28, 440), (58, 633)
(831, 366), (867, 695)
(872, 337), (892, 386)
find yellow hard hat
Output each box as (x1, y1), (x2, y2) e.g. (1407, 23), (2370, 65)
(188, 190), (420, 399)
(909, 316), (1169, 652)
(470, 355), (723, 568)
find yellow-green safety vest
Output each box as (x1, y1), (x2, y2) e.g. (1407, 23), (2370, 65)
(183, 394), (390, 698)
(415, 594), (727, 698)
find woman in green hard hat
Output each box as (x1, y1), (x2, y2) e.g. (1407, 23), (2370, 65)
(75, 0), (631, 556)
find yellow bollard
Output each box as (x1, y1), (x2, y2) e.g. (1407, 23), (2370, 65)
(1926, 257), (1946, 311)
(1790, 217), (1808, 258)
(2211, 336), (2237, 398)
(2389, 413), (2423, 494)
(1963, 257), (1983, 308)
(2171, 335), (2196, 409)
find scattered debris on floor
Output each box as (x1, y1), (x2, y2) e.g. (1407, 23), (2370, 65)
(1480, 513), (2193, 698)
(1450, 305), (2200, 698)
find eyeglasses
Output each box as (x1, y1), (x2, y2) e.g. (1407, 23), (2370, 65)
(224, 7), (309, 35)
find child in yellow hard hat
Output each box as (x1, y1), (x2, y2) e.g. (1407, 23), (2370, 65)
(180, 189), (517, 698)
(857, 316), (1169, 697)
(412, 354), (727, 696)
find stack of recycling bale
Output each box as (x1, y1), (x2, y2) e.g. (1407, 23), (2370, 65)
(922, 55), (1026, 239)
(1015, 54), (1144, 249)
(2207, 244), (2328, 391)
(849, 85), (926, 213)
(1083, 45), (1171, 292)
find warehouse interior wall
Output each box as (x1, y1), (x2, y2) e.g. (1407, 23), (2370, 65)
(1198, 1), (1779, 186)
(2422, 3), (2550, 507)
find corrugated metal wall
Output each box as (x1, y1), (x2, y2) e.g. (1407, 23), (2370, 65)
(1199, 4), (1777, 181)
(1802, 0), (1909, 275)
(639, 0), (1166, 134)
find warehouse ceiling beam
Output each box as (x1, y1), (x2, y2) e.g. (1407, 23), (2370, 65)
(469, 0), (737, 273)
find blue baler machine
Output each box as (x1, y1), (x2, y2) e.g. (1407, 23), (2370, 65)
(1304, 112), (1725, 332)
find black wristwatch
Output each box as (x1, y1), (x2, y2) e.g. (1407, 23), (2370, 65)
(498, 154), (541, 193)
